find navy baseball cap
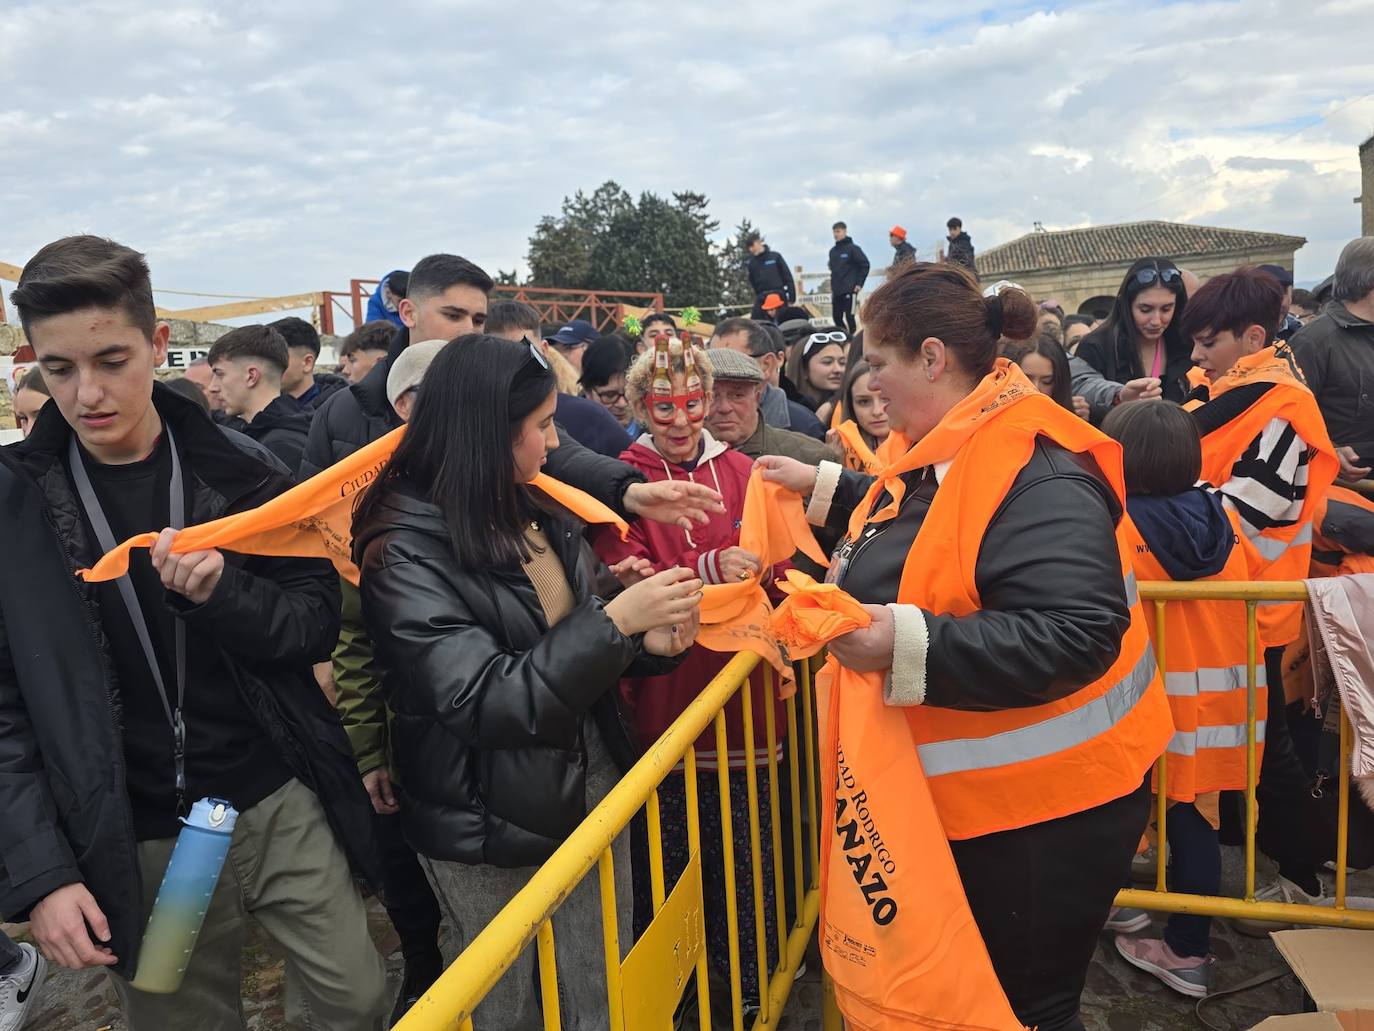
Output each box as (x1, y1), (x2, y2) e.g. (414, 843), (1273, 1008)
(1258, 264), (1294, 288)
(548, 319), (599, 346)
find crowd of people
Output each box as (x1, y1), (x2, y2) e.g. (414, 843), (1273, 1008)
(0, 225), (1372, 1031)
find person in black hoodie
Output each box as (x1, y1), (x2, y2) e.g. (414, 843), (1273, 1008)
(1075, 257), (1193, 404)
(269, 316), (348, 412)
(353, 335), (700, 1029)
(747, 234), (796, 317)
(205, 324), (312, 471)
(943, 217), (977, 276)
(827, 221), (870, 334)
(1, 235), (385, 1029)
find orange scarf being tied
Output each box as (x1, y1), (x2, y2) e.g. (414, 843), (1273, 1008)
(770, 572), (1025, 1031)
(79, 426), (629, 586)
(694, 467), (828, 694)
(78, 432), (824, 695)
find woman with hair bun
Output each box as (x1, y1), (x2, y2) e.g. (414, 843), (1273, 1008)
(759, 262), (1173, 1031)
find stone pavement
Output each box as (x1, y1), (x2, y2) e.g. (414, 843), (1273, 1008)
(11, 845), (1370, 1030)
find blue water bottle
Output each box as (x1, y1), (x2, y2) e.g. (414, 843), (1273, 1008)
(129, 797), (238, 994)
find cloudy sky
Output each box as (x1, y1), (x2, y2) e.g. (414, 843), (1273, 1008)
(4, 0), (1373, 326)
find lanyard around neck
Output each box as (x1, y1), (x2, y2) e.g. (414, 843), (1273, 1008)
(68, 427), (190, 813)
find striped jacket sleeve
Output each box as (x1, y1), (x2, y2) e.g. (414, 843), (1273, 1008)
(1218, 417), (1310, 539)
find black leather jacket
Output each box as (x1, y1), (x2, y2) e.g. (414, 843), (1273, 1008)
(355, 482), (679, 868)
(825, 439), (1131, 711)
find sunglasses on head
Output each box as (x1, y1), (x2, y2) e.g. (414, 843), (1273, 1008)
(803, 331), (848, 357)
(521, 337), (551, 371)
(1133, 266), (1182, 288)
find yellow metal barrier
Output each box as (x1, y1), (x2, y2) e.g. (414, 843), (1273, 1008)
(394, 651), (827, 1031)
(1116, 580), (1374, 930)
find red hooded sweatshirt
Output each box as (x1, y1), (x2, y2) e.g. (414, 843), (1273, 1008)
(594, 430), (786, 769)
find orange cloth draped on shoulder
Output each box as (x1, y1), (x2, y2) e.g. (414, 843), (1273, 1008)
(835, 419), (881, 473)
(770, 571), (1026, 1031)
(694, 467), (828, 693)
(77, 426), (629, 587)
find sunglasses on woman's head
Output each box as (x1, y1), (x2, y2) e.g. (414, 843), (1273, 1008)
(1133, 266), (1182, 288)
(803, 331), (848, 357)
(521, 337), (551, 370)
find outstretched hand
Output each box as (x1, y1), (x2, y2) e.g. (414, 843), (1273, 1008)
(624, 480), (726, 531)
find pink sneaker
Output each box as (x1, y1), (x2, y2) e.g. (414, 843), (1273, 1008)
(1114, 935), (1214, 998)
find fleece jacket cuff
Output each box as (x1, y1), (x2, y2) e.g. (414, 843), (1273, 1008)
(883, 603), (929, 707)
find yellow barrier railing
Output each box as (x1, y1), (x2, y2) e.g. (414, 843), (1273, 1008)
(1117, 580), (1374, 929)
(395, 650), (829, 1031)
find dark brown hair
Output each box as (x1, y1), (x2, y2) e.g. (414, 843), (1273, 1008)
(1180, 266), (1283, 341)
(12, 235), (157, 339)
(1000, 330), (1074, 410)
(1101, 400), (1202, 496)
(860, 262), (1037, 379)
(18, 366), (51, 397)
(339, 320), (397, 359)
(206, 325), (289, 377)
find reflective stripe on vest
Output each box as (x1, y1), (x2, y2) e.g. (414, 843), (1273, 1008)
(1250, 522), (1313, 562)
(1165, 662), (1268, 697)
(917, 647), (1157, 778)
(1125, 571), (1139, 608)
(1169, 720), (1268, 756)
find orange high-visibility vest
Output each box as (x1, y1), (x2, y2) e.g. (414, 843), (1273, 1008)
(770, 573), (1026, 1031)
(849, 360), (1174, 840)
(1184, 347), (1338, 647)
(1122, 510), (1265, 800)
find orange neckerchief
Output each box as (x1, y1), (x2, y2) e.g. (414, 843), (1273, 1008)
(79, 426), (629, 586)
(845, 359), (1037, 544)
(835, 420), (881, 473)
(695, 469), (828, 692)
(1185, 344), (1309, 400)
(769, 572), (1026, 1031)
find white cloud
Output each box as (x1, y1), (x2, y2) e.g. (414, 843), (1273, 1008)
(2, 0), (1373, 320)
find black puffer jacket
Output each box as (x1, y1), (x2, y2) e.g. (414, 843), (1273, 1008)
(822, 439), (1130, 710)
(0, 386), (376, 978)
(301, 371), (349, 412)
(747, 247), (795, 302)
(828, 236), (871, 296)
(244, 394), (312, 472)
(355, 482), (679, 868)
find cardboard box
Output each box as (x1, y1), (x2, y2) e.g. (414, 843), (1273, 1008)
(1251, 1015), (1345, 1030)
(1268, 929), (1374, 1030)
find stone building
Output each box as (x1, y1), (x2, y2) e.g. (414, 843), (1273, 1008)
(977, 220), (1306, 318)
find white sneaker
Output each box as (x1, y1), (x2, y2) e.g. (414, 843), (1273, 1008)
(0, 941), (46, 1031)
(1131, 845), (1167, 885)
(1233, 876), (1325, 937)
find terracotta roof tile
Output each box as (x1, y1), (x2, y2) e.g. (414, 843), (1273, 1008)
(978, 220), (1306, 276)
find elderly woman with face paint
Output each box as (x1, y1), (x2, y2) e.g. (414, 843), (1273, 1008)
(592, 331), (784, 1019)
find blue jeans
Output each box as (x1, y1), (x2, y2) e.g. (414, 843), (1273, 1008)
(1164, 802), (1219, 958)
(0, 929), (22, 973)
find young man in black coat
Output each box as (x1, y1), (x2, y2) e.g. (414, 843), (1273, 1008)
(205, 324), (312, 471)
(0, 235), (386, 1029)
(944, 216), (977, 277)
(746, 234), (796, 318)
(828, 221), (870, 334)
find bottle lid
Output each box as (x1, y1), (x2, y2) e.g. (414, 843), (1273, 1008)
(181, 796), (239, 833)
